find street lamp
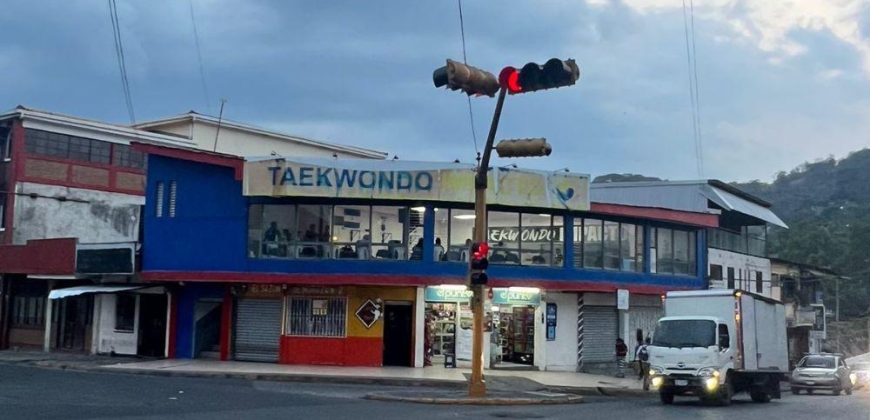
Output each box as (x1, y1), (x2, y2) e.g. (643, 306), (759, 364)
(432, 57), (580, 398)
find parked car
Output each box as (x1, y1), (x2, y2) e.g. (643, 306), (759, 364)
(791, 353), (856, 395)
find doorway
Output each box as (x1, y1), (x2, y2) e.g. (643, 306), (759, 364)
(55, 295), (93, 352)
(494, 305), (535, 367)
(383, 303), (413, 367)
(138, 294), (168, 357)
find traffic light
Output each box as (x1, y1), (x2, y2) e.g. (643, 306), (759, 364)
(470, 242), (489, 270)
(498, 58), (580, 94)
(433, 59), (500, 97)
(495, 138), (552, 158)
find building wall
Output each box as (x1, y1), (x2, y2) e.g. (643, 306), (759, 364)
(707, 248), (773, 298)
(541, 292), (579, 371)
(12, 182), (141, 245)
(94, 294), (139, 355)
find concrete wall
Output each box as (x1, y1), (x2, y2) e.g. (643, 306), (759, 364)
(541, 292), (579, 371)
(13, 182), (141, 245)
(708, 248), (773, 298)
(94, 294), (139, 355)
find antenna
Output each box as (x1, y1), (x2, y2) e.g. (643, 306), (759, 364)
(212, 98), (227, 152)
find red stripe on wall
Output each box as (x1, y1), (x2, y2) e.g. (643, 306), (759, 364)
(142, 271), (690, 296)
(590, 202), (719, 228)
(219, 289), (232, 361)
(280, 336), (382, 366)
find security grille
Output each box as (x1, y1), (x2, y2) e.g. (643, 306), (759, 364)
(234, 298), (282, 362)
(583, 306), (618, 362)
(287, 297), (347, 337)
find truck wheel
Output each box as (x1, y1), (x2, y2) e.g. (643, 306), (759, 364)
(845, 387), (852, 396)
(791, 388), (800, 395)
(717, 379), (733, 406)
(660, 390), (675, 405)
(833, 388), (841, 396)
(751, 390), (772, 403)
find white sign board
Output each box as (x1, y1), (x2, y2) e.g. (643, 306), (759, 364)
(617, 289), (630, 310)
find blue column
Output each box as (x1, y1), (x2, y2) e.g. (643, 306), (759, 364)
(563, 214), (574, 269)
(643, 224), (652, 273)
(422, 204), (435, 262)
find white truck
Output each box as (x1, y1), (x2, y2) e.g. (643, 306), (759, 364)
(648, 290), (788, 405)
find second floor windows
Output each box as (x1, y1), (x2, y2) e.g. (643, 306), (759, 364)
(24, 128), (144, 169)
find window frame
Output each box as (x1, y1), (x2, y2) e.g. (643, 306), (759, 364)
(285, 296), (347, 338)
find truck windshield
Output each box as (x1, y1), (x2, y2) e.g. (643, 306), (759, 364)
(652, 319), (716, 348)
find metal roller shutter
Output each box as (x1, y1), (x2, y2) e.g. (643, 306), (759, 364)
(583, 306), (618, 363)
(234, 298), (282, 362)
(628, 307), (663, 352)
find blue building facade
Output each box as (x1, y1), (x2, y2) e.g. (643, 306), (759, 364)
(140, 146), (712, 372)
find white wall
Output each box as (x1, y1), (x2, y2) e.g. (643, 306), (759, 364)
(13, 182), (142, 245)
(708, 248), (773, 298)
(541, 292), (579, 371)
(193, 122), (379, 159)
(94, 294), (139, 355)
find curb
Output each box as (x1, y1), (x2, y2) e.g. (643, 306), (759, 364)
(545, 385), (650, 398)
(364, 393), (585, 405)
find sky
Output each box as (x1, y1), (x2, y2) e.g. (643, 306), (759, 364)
(1, 0), (869, 183)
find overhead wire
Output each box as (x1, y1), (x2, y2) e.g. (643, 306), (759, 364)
(689, 0), (705, 177)
(108, 0), (136, 124)
(681, 0), (702, 178)
(189, 0), (212, 114)
(457, 0), (480, 156)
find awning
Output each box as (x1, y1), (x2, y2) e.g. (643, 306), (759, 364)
(49, 285), (145, 300)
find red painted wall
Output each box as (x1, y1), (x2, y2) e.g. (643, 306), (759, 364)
(279, 336), (383, 366)
(219, 290), (233, 361)
(0, 238), (76, 275)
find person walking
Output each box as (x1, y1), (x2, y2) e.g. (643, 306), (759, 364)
(616, 338), (628, 378)
(636, 337), (651, 390)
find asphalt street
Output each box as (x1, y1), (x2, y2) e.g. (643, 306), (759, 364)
(0, 363), (868, 420)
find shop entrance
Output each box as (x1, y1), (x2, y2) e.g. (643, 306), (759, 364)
(425, 302), (457, 366)
(138, 294), (167, 357)
(54, 295), (93, 352)
(493, 305), (535, 367)
(382, 303), (413, 367)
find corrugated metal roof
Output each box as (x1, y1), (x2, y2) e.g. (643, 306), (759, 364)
(590, 180), (787, 228)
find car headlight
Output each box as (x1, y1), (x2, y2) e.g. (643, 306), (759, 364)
(649, 366), (664, 376)
(697, 367), (720, 377)
(850, 373), (857, 385)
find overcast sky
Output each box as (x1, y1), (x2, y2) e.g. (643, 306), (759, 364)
(2, 0), (869, 182)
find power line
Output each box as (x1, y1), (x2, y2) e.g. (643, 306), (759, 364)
(457, 0), (479, 155)
(108, 0), (135, 124)
(188, 0), (212, 113)
(681, 0), (702, 178)
(689, 0), (704, 177)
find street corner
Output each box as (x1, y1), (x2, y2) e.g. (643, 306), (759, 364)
(363, 390), (585, 405)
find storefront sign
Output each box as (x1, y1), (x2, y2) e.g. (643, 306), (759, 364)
(244, 159), (590, 211)
(243, 284), (284, 298)
(425, 287), (474, 302)
(546, 303), (557, 341)
(488, 226), (562, 243)
(288, 286), (345, 296)
(492, 289), (541, 306)
(355, 299), (382, 329)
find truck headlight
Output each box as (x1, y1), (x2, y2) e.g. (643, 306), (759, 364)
(705, 377), (719, 392)
(850, 373), (857, 385)
(697, 367), (720, 377)
(649, 366), (664, 376)
(651, 376), (664, 389)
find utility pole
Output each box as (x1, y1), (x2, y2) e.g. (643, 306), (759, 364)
(433, 57), (579, 398)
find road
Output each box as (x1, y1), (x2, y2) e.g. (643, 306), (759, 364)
(0, 364), (868, 419)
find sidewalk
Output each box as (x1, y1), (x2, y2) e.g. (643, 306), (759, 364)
(0, 350), (646, 396)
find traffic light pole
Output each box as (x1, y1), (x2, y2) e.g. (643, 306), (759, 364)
(468, 86), (507, 398)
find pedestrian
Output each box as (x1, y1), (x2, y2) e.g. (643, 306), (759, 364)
(616, 338), (628, 378)
(636, 337), (651, 390)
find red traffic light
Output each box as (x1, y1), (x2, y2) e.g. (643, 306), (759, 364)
(472, 242), (489, 259)
(499, 67), (523, 94)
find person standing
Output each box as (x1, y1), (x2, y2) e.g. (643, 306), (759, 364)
(636, 337), (651, 390)
(616, 338), (628, 378)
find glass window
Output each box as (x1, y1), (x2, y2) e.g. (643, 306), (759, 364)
(673, 229), (690, 275)
(407, 207), (425, 260)
(727, 267), (735, 288)
(583, 219), (603, 269)
(448, 209), (475, 262)
(0, 126), (9, 160)
(710, 264), (723, 280)
(520, 213), (556, 266)
(286, 296), (346, 337)
(11, 296), (45, 328)
(333, 205), (371, 259)
(372, 206), (409, 260)
(552, 216), (564, 267)
(113, 144), (145, 169)
(115, 294), (136, 332)
(90, 140), (111, 164)
(603, 221), (620, 270)
(650, 228), (657, 273)
(656, 228), (673, 274)
(755, 271), (763, 293)
(620, 223), (641, 272)
(68, 136), (91, 162)
(434, 208), (449, 261)
(261, 204), (297, 258)
(25, 129), (68, 158)
(297, 205), (331, 258)
(488, 211), (520, 265)
(247, 204), (264, 257)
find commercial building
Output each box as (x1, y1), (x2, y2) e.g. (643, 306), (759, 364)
(0, 106), (384, 357)
(591, 180), (787, 300)
(138, 146), (719, 373)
